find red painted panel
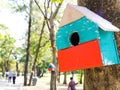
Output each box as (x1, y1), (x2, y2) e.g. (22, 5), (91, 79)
(48, 68), (53, 71)
(58, 40), (103, 72)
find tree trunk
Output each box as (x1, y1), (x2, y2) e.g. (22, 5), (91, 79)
(16, 62), (19, 76)
(4, 61), (8, 71)
(80, 71), (83, 84)
(77, 0), (120, 90)
(50, 71), (56, 90)
(71, 71), (74, 77)
(48, 2), (63, 90)
(2, 62), (5, 77)
(84, 66), (120, 90)
(34, 0), (63, 89)
(56, 58), (60, 83)
(24, 0), (32, 86)
(63, 72), (67, 84)
(78, 0), (120, 90)
(50, 21), (57, 90)
(57, 72), (60, 83)
(28, 20), (45, 86)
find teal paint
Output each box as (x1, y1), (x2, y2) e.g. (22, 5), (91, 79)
(56, 17), (99, 50)
(98, 29), (120, 65)
(56, 16), (120, 65)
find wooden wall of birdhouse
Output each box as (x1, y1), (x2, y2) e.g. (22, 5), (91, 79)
(56, 17), (100, 50)
(56, 4), (120, 72)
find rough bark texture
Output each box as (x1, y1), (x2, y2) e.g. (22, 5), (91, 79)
(77, 0), (120, 90)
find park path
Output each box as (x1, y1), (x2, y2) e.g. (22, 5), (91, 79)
(0, 76), (83, 90)
(0, 76), (23, 90)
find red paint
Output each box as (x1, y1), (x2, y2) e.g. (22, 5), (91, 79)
(58, 40), (103, 72)
(48, 68), (53, 71)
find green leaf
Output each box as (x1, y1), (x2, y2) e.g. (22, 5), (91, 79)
(51, 0), (63, 3)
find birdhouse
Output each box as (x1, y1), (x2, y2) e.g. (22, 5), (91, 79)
(48, 63), (55, 71)
(56, 4), (120, 72)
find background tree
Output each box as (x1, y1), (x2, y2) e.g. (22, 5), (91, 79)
(12, 47), (24, 76)
(9, 0), (54, 86)
(8, 0), (33, 85)
(28, 20), (45, 85)
(63, 72), (67, 84)
(77, 0), (120, 90)
(9, 0), (58, 86)
(34, 0), (64, 89)
(23, 0), (33, 86)
(0, 24), (16, 76)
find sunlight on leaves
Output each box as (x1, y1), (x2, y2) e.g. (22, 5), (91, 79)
(51, 0), (63, 3)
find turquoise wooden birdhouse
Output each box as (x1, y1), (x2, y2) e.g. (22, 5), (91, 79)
(56, 4), (120, 72)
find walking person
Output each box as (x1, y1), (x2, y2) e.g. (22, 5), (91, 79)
(8, 71), (12, 83)
(5, 70), (9, 80)
(68, 77), (78, 90)
(13, 72), (17, 84)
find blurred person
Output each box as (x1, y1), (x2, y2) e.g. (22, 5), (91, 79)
(12, 72), (17, 84)
(8, 71), (12, 83)
(5, 70), (9, 79)
(68, 77), (78, 90)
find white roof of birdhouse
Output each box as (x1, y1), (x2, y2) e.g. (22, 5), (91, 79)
(59, 4), (120, 32)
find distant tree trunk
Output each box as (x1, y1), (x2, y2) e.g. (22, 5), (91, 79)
(6, 61), (9, 70)
(57, 72), (60, 83)
(46, 2), (63, 90)
(79, 71), (83, 84)
(4, 49), (12, 72)
(28, 20), (45, 86)
(63, 72), (67, 84)
(16, 62), (19, 76)
(4, 61), (8, 71)
(3, 61), (9, 77)
(78, 0), (120, 90)
(56, 58), (60, 83)
(71, 71), (74, 77)
(49, 19), (57, 90)
(34, 0), (63, 89)
(24, 0), (32, 86)
(47, 4), (62, 89)
(2, 62), (5, 77)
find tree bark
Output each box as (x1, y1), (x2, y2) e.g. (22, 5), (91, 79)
(80, 70), (83, 84)
(24, 0), (32, 86)
(63, 72), (67, 84)
(77, 0), (120, 90)
(49, 20), (57, 90)
(46, 2), (63, 90)
(16, 62), (19, 76)
(28, 20), (45, 86)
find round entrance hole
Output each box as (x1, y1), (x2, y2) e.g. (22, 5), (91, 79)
(70, 32), (79, 46)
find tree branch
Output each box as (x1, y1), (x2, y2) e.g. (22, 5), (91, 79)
(52, 1), (63, 19)
(44, 0), (47, 18)
(50, 2), (53, 19)
(34, 0), (45, 17)
(46, 20), (51, 32)
(47, 0), (50, 8)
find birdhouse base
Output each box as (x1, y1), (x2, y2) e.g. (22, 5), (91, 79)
(58, 40), (103, 72)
